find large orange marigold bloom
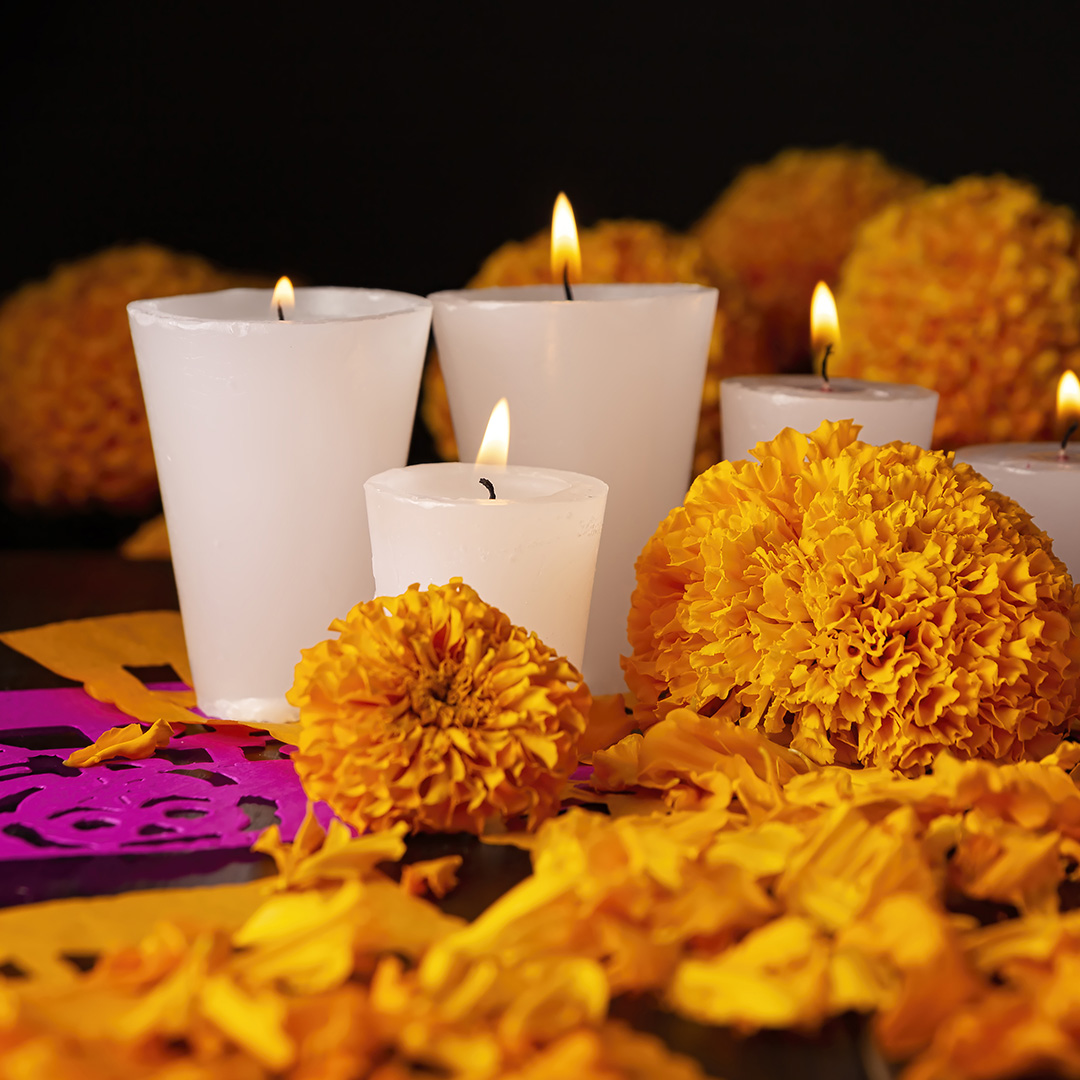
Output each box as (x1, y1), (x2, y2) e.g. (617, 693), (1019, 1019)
(624, 420), (1080, 773)
(288, 579), (590, 834)
(837, 175), (1080, 449)
(0, 244), (257, 508)
(420, 219), (773, 477)
(695, 148), (924, 371)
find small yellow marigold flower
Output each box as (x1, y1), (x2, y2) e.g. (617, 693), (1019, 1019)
(624, 419), (1080, 773)
(695, 147), (924, 372)
(420, 219), (774, 477)
(837, 175), (1080, 449)
(0, 244), (260, 508)
(288, 579), (590, 835)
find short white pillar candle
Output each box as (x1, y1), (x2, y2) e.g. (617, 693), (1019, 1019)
(128, 286), (432, 724)
(953, 444), (1080, 578)
(429, 283), (717, 693)
(721, 375), (939, 460)
(365, 463), (607, 672)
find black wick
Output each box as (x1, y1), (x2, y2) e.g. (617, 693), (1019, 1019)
(819, 343), (833, 390)
(1060, 420), (1079, 461)
(277, 303), (285, 321)
(563, 264), (574, 302)
(478, 477), (496, 500)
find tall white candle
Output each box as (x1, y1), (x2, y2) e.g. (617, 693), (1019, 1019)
(953, 444), (1080, 577)
(128, 286), (432, 723)
(429, 282), (716, 693)
(365, 462), (607, 671)
(721, 375), (939, 460)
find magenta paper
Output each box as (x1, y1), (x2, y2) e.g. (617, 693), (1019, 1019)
(0, 686), (312, 861)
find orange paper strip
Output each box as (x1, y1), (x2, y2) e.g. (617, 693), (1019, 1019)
(0, 612), (300, 744)
(0, 880), (267, 984)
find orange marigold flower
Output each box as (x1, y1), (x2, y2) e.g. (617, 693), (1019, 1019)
(837, 175), (1080, 449)
(904, 915), (1080, 1080)
(695, 147), (924, 372)
(0, 244), (260, 509)
(288, 579), (590, 835)
(624, 419), (1080, 773)
(420, 219), (774, 477)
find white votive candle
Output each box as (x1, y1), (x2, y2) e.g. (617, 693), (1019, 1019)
(721, 375), (939, 460)
(128, 286), (432, 723)
(430, 282), (716, 692)
(365, 463), (607, 671)
(953, 444), (1080, 577)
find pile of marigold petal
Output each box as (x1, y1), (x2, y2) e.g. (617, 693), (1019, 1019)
(0, 807), (713, 1080)
(10, 710), (1080, 1078)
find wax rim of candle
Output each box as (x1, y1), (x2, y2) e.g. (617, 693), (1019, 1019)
(129, 287), (432, 329)
(956, 444), (1080, 471)
(428, 283), (716, 308)
(365, 463), (608, 505)
(721, 374), (939, 400)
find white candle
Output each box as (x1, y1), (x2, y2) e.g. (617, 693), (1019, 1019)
(128, 285), (432, 723)
(365, 463), (607, 671)
(721, 284), (937, 458)
(954, 445), (1080, 577)
(429, 282), (716, 692)
(721, 374), (939, 460)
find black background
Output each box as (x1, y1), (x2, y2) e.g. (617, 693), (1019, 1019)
(5, 3), (1080, 300)
(3, 1), (1079, 547)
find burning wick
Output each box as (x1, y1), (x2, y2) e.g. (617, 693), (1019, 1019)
(551, 192), (579, 301)
(478, 477), (497, 499)
(1060, 421), (1079, 461)
(272, 276), (294, 322)
(819, 344), (833, 392)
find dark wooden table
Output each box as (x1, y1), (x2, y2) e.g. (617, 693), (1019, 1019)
(0, 550), (871, 1080)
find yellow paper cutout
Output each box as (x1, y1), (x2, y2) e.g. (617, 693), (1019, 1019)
(64, 717), (174, 767)
(0, 612), (301, 744)
(119, 513), (171, 560)
(0, 880), (267, 985)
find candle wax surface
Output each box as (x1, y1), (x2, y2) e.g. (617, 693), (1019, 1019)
(721, 374), (939, 460)
(145, 286), (420, 325)
(384, 464), (582, 503)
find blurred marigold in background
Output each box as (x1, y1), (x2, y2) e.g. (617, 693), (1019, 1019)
(624, 419), (1080, 773)
(695, 148), (924, 371)
(288, 579), (590, 835)
(837, 175), (1080, 448)
(0, 244), (257, 509)
(421, 219), (774, 477)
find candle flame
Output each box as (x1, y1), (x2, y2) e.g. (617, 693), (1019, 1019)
(1057, 370), (1080, 426)
(272, 276), (295, 318)
(810, 281), (841, 369)
(550, 192), (582, 286)
(476, 398), (510, 466)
